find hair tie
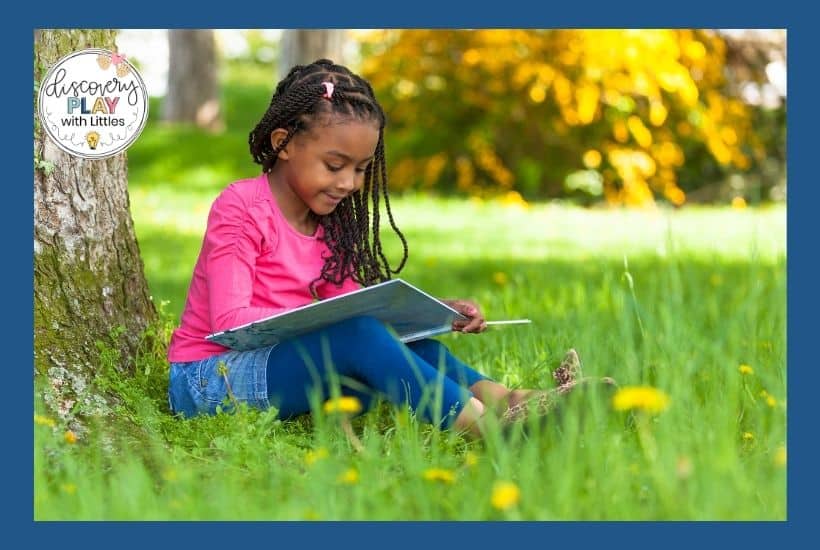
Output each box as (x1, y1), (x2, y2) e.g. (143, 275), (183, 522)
(321, 82), (335, 100)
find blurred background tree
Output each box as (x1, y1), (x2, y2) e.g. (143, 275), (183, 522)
(163, 30), (223, 132)
(355, 29), (786, 207)
(278, 30), (346, 81)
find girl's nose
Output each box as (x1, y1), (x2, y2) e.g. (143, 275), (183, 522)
(337, 171), (356, 192)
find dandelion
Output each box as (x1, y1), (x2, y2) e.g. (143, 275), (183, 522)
(742, 432), (755, 441)
(422, 468), (456, 484)
(60, 483), (77, 495)
(492, 272), (509, 286)
(759, 390), (778, 408)
(323, 397), (365, 452)
(64, 430), (77, 444)
(162, 469), (178, 482)
(738, 364), (754, 375)
(491, 481), (520, 510)
(304, 447), (329, 466)
(464, 451), (479, 468)
(338, 468), (359, 485)
(731, 196), (747, 210)
(676, 456), (693, 480)
(34, 414), (55, 427)
(612, 386), (671, 414)
(323, 396), (363, 415)
(774, 445), (787, 467)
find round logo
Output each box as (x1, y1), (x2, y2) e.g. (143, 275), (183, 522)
(37, 48), (149, 159)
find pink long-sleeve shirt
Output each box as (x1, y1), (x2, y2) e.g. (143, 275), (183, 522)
(167, 173), (360, 362)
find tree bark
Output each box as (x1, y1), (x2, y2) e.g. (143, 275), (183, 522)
(278, 30), (346, 81)
(163, 30), (223, 131)
(34, 29), (156, 424)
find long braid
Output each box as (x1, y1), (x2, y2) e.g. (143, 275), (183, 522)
(248, 59), (408, 297)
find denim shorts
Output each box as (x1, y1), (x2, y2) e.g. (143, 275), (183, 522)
(168, 346), (274, 418)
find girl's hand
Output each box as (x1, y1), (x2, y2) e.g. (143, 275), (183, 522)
(442, 299), (487, 333)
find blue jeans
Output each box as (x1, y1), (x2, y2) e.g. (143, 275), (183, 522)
(168, 316), (489, 428)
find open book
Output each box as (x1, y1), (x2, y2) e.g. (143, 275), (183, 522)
(206, 278), (530, 352)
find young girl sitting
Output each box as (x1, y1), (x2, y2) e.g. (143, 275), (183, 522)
(167, 59), (595, 438)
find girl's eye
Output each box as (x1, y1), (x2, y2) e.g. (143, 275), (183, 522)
(326, 164), (343, 172)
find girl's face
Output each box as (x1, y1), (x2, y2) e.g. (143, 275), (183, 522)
(275, 118), (380, 216)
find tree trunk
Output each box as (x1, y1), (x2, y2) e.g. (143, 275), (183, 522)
(278, 30), (346, 81)
(162, 30), (223, 131)
(34, 29), (157, 425)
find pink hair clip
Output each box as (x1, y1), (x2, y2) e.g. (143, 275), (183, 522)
(321, 81), (335, 100)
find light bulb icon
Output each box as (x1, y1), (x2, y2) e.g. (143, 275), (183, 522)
(86, 131), (100, 150)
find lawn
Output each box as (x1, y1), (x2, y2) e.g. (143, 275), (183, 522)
(34, 65), (786, 520)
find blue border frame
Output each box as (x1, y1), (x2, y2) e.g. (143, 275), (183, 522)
(22, 2), (811, 547)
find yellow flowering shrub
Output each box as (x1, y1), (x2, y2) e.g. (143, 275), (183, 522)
(355, 29), (769, 207)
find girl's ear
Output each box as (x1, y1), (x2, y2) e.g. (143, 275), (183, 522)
(270, 128), (291, 160)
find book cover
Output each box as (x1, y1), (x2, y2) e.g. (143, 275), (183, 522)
(206, 278), (469, 352)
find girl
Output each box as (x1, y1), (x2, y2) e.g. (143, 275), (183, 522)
(167, 59), (592, 438)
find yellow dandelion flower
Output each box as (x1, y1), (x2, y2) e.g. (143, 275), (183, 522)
(162, 469), (178, 482)
(611, 386), (671, 414)
(758, 390), (778, 407)
(676, 456), (693, 480)
(64, 430), (77, 444)
(338, 468), (359, 485)
(34, 414), (55, 427)
(422, 468), (456, 484)
(492, 272), (509, 286)
(304, 447), (329, 466)
(464, 451), (479, 468)
(742, 432), (755, 441)
(731, 196), (747, 210)
(491, 481), (520, 510)
(323, 396), (362, 415)
(60, 483), (77, 495)
(738, 364), (754, 375)
(774, 445), (786, 467)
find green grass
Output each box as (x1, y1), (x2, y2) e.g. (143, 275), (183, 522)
(36, 192), (786, 520)
(34, 64), (786, 520)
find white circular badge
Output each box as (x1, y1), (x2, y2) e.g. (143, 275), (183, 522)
(37, 48), (149, 159)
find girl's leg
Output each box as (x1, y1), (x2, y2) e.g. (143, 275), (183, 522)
(406, 338), (519, 414)
(265, 316), (486, 434)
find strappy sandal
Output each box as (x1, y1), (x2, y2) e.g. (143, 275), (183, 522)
(500, 349), (618, 427)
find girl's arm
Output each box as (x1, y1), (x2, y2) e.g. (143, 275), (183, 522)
(204, 190), (289, 332)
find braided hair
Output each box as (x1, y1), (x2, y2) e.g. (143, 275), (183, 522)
(249, 59), (408, 298)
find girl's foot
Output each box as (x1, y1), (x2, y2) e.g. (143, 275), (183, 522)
(501, 350), (618, 426)
(552, 348), (582, 388)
